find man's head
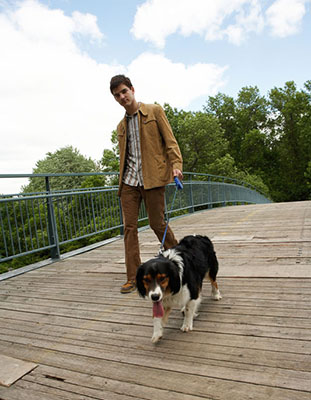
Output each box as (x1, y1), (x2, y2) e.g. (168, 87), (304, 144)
(110, 74), (138, 114)
(110, 75), (132, 94)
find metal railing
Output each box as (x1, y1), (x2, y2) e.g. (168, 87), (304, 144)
(0, 172), (271, 268)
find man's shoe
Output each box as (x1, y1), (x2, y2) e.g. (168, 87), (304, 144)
(120, 280), (136, 294)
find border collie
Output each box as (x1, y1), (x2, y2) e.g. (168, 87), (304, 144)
(136, 235), (221, 343)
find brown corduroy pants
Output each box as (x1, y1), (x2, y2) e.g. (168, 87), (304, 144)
(120, 184), (178, 281)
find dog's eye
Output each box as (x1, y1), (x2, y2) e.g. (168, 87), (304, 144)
(143, 277), (151, 284)
(158, 276), (167, 282)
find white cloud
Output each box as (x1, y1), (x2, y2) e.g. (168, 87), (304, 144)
(131, 0), (265, 47)
(71, 10), (104, 42)
(127, 52), (227, 108)
(132, 0), (309, 46)
(0, 0), (227, 194)
(266, 0), (308, 37)
(0, 0), (121, 193)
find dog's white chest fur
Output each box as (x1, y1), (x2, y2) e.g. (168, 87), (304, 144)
(163, 284), (190, 309)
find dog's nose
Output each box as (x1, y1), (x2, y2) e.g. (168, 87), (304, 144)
(151, 293), (160, 302)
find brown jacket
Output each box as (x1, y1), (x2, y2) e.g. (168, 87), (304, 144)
(116, 103), (183, 195)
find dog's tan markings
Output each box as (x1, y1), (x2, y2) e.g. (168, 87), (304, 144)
(156, 273), (169, 290)
(207, 272), (222, 301)
(207, 272), (219, 289)
(162, 307), (172, 325)
(143, 274), (152, 291)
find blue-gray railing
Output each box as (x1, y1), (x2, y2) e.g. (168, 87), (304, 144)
(0, 172), (271, 266)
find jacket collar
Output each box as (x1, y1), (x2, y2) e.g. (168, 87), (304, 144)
(124, 102), (147, 118)
(120, 102), (148, 133)
(138, 102), (148, 117)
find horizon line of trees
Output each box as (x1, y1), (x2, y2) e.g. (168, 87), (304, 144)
(21, 79), (311, 203)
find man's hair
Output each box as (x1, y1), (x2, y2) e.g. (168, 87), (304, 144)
(110, 75), (133, 94)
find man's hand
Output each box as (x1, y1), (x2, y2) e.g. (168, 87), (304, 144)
(173, 169), (183, 181)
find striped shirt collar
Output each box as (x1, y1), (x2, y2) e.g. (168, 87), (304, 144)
(122, 108), (144, 187)
(125, 102), (141, 118)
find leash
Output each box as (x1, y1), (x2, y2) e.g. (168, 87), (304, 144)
(159, 177), (183, 254)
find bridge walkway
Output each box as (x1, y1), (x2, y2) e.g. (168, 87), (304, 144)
(0, 201), (310, 399)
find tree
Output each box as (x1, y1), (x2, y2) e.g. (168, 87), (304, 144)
(233, 86), (269, 167)
(204, 93), (237, 143)
(268, 81), (311, 201)
(239, 129), (272, 175)
(205, 87), (271, 173)
(164, 104), (228, 173)
(305, 161), (311, 199)
(22, 146), (101, 193)
(99, 130), (119, 185)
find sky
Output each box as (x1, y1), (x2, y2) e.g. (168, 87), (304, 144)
(0, 0), (310, 194)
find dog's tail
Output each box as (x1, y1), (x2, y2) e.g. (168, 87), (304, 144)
(201, 236), (219, 281)
(207, 249), (219, 282)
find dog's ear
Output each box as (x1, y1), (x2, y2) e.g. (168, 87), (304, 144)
(136, 264), (146, 297)
(168, 261), (181, 294)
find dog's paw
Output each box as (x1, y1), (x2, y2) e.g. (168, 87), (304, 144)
(181, 323), (193, 332)
(212, 290), (222, 301)
(151, 334), (162, 343)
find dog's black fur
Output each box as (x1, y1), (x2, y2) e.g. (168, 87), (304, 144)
(136, 235), (221, 343)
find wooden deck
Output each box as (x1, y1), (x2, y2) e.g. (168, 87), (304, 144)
(0, 201), (310, 400)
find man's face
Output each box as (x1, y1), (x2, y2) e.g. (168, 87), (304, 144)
(112, 84), (135, 108)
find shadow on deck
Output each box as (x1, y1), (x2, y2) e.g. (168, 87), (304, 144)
(0, 201), (310, 400)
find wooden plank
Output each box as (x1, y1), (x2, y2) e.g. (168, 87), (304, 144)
(0, 312), (309, 357)
(0, 341), (310, 400)
(24, 365), (207, 400)
(0, 201), (310, 400)
(0, 308), (309, 355)
(1, 295), (311, 331)
(0, 301), (310, 341)
(0, 355), (37, 387)
(0, 321), (311, 393)
(0, 325), (310, 374)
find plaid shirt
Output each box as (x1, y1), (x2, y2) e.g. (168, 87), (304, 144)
(122, 112), (144, 186)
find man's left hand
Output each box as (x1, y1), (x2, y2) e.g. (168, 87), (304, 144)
(173, 169), (183, 181)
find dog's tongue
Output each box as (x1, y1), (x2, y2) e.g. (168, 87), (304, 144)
(153, 301), (164, 318)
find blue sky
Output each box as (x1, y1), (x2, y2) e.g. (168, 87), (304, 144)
(0, 0), (310, 193)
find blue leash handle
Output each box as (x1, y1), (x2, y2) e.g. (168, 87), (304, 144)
(160, 177), (183, 253)
(174, 176), (183, 190)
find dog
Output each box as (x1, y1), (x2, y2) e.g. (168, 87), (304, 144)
(136, 235), (222, 343)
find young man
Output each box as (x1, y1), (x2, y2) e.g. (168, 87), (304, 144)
(110, 75), (183, 293)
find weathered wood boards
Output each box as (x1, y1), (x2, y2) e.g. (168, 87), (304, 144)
(0, 201), (310, 399)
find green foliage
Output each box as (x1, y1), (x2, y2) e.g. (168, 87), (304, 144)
(0, 187), (123, 274)
(23, 146), (98, 193)
(164, 103), (269, 197)
(205, 81), (311, 201)
(164, 104), (229, 173)
(99, 130), (119, 185)
(204, 93), (237, 143)
(80, 175), (107, 188)
(267, 81), (311, 201)
(305, 161), (311, 199)
(206, 153), (238, 177)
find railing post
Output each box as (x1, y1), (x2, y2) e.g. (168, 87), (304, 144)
(189, 175), (194, 213)
(222, 178), (226, 207)
(208, 176), (212, 209)
(90, 193), (97, 232)
(45, 177), (60, 260)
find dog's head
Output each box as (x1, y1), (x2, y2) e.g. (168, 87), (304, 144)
(136, 255), (182, 302)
